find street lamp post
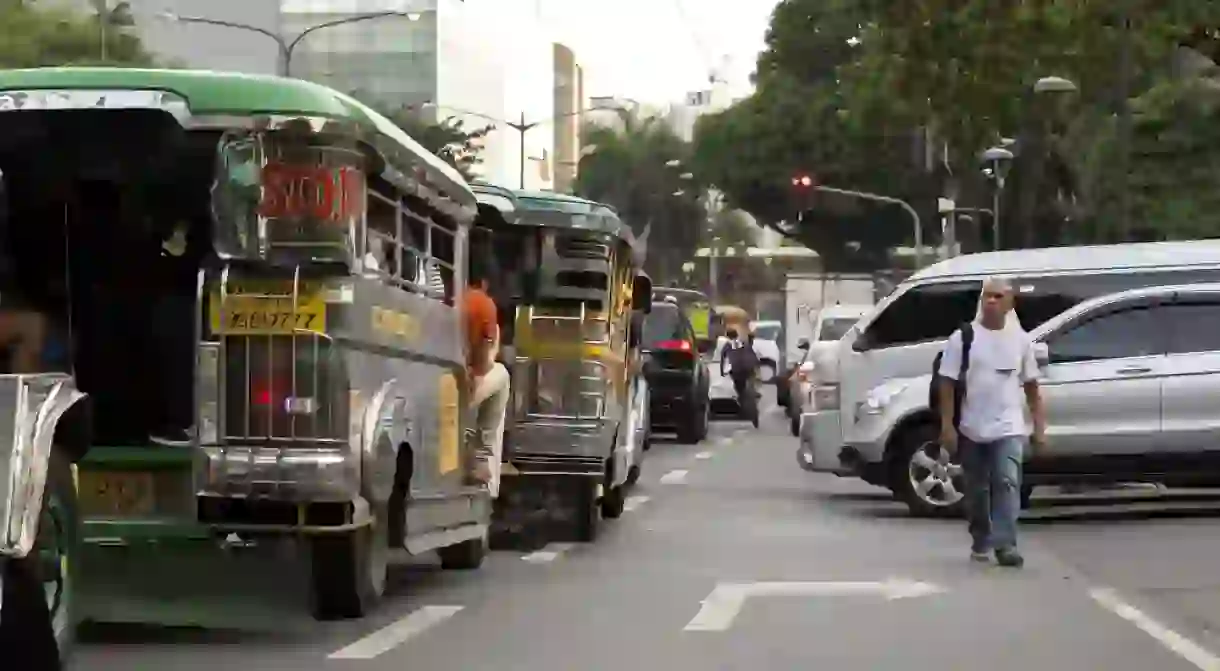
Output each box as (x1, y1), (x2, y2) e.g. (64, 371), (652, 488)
(158, 10), (421, 77)
(980, 146), (1014, 250)
(418, 104), (623, 189)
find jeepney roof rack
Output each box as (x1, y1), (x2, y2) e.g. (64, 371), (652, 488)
(508, 190), (638, 248)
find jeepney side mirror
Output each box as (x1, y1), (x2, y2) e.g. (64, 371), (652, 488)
(633, 275), (653, 313)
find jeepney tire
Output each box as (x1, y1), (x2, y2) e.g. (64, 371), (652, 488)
(601, 484), (626, 519)
(676, 400), (705, 444)
(437, 532), (488, 570)
(34, 450), (79, 660)
(309, 522), (387, 620)
(574, 482), (600, 543)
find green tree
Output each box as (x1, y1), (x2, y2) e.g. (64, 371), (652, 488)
(381, 107), (494, 181)
(574, 111), (706, 282)
(0, 0), (153, 67)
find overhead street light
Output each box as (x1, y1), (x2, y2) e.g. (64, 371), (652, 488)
(980, 146), (1014, 250)
(158, 9), (418, 77)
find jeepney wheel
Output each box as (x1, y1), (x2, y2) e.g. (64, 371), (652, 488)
(437, 530), (488, 570)
(601, 484), (626, 519)
(34, 451), (78, 659)
(574, 481), (600, 542)
(309, 515), (388, 620)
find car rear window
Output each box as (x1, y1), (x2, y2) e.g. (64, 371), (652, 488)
(818, 318), (857, 341)
(643, 306), (684, 345)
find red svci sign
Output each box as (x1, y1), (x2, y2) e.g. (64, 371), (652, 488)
(258, 163), (366, 221)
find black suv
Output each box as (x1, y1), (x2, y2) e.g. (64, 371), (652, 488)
(642, 302), (710, 443)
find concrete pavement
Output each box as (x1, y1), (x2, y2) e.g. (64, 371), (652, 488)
(73, 412), (1220, 670)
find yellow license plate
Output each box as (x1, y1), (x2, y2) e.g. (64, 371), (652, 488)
(78, 471), (154, 516)
(210, 294), (326, 335)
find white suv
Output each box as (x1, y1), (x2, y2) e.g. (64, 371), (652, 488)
(845, 284), (1220, 516)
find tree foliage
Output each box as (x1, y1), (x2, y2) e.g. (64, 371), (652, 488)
(0, 0), (153, 68)
(380, 108), (494, 181)
(574, 112), (705, 282)
(693, 0), (1220, 257)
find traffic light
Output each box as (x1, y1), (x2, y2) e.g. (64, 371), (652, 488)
(790, 173), (816, 211)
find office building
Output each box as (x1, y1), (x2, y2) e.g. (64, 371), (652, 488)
(552, 43), (584, 194)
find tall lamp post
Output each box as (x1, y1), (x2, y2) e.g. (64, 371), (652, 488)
(416, 103), (625, 189)
(980, 146), (1014, 250)
(158, 9), (421, 77)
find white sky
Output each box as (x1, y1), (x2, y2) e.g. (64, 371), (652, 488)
(535, 0), (779, 104)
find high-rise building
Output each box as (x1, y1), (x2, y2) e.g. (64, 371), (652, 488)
(64, 0), (556, 189)
(552, 43), (584, 194)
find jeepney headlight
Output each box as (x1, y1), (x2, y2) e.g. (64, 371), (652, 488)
(197, 343), (220, 444)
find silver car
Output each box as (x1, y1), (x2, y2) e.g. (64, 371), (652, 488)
(843, 283), (1220, 516)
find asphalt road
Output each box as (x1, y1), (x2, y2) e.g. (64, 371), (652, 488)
(74, 405), (1220, 671)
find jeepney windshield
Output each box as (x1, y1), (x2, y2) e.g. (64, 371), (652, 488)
(212, 125), (366, 266)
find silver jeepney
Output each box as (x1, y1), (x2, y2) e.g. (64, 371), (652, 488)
(475, 188), (651, 542)
(195, 105), (492, 619)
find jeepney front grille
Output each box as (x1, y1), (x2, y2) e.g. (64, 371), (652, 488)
(517, 359), (607, 420)
(557, 235), (610, 260)
(221, 334), (348, 443)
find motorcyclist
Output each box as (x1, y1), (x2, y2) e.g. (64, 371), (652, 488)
(720, 327), (760, 428)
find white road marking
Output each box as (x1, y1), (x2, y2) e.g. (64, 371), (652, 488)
(694, 451), (713, 460)
(521, 543), (574, 564)
(624, 495), (650, 512)
(684, 579), (945, 632)
(715, 436), (733, 446)
(659, 469), (689, 484)
(1091, 587), (1220, 670)
(328, 605), (463, 659)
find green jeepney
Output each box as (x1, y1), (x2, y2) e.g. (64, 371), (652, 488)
(0, 67), (497, 638)
(471, 187), (652, 543)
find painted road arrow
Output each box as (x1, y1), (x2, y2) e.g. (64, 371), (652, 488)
(684, 579), (946, 632)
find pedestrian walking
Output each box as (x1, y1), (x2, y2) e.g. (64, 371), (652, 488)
(935, 277), (1046, 567)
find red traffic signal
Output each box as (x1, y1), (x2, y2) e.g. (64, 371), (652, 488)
(791, 174), (815, 188)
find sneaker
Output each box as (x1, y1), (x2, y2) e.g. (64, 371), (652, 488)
(970, 550), (990, 563)
(995, 548), (1025, 568)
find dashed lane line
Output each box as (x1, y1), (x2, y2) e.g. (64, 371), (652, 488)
(1090, 587), (1220, 671)
(659, 469), (689, 485)
(624, 495), (650, 512)
(521, 543), (574, 564)
(694, 451), (713, 460)
(328, 605), (464, 659)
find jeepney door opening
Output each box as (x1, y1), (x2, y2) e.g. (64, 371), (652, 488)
(0, 109), (217, 446)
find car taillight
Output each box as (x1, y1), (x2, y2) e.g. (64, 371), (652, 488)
(654, 339), (692, 353)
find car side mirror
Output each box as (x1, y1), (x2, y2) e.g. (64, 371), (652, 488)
(797, 337), (810, 351)
(1032, 342), (1049, 367)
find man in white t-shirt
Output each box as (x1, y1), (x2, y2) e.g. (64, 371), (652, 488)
(937, 277), (1046, 568)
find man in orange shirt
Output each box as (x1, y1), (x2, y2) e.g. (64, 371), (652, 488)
(464, 246), (510, 497)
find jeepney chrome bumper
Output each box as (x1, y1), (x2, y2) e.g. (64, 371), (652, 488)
(510, 420), (614, 463)
(199, 444), (360, 502)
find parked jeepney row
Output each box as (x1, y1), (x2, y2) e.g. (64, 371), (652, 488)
(0, 67), (654, 663)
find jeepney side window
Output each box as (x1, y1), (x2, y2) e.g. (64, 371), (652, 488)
(402, 192), (457, 306)
(364, 188), (401, 279)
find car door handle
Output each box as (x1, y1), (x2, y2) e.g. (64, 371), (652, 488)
(1116, 366), (1152, 375)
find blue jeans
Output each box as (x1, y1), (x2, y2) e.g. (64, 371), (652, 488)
(960, 435), (1025, 552)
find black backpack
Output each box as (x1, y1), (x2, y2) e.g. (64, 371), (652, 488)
(929, 322), (974, 429)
